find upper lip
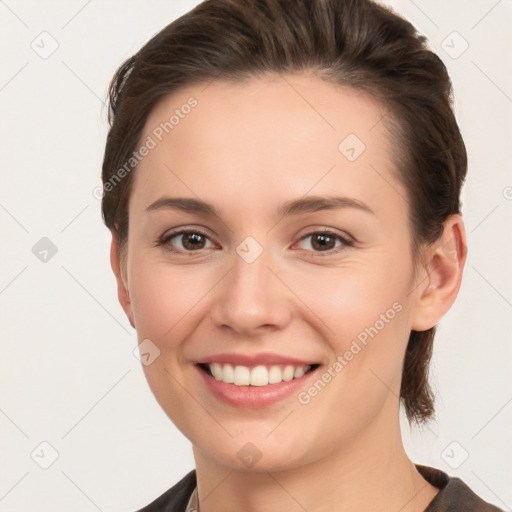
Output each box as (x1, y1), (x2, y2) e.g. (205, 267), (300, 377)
(196, 352), (318, 366)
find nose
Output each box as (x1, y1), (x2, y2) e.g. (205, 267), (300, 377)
(209, 243), (292, 337)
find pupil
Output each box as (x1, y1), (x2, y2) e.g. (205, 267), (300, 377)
(184, 233), (205, 250)
(313, 234), (334, 251)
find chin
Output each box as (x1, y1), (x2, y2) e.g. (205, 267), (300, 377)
(193, 434), (313, 474)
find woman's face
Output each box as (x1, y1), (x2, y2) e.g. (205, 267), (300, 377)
(118, 73), (429, 471)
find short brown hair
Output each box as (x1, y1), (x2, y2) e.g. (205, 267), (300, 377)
(101, 0), (467, 424)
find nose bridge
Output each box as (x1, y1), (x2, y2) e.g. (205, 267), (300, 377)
(210, 235), (291, 334)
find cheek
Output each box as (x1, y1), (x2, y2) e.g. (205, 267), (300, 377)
(288, 256), (410, 344)
(126, 259), (212, 431)
(128, 257), (211, 343)
(288, 257), (412, 408)
(294, 291), (409, 454)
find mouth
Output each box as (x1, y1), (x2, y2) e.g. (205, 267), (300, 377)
(197, 362), (320, 386)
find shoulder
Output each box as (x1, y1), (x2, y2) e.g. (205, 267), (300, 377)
(416, 464), (505, 512)
(131, 465), (505, 511)
(133, 469), (196, 512)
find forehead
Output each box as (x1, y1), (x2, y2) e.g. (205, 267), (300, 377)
(132, 73), (407, 220)
(144, 73), (389, 152)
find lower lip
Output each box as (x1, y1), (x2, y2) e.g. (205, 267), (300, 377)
(196, 365), (318, 408)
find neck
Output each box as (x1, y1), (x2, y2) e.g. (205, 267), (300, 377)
(192, 408), (439, 512)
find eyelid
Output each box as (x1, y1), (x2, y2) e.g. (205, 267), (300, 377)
(157, 227), (216, 252)
(292, 228), (354, 255)
(296, 227), (353, 243)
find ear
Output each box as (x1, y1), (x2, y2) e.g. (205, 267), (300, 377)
(410, 214), (467, 331)
(110, 232), (135, 329)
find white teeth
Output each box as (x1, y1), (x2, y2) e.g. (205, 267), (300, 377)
(210, 363), (223, 380)
(207, 363), (312, 386)
(222, 364), (234, 383)
(250, 365), (268, 386)
(294, 366), (306, 378)
(268, 365), (282, 384)
(234, 365), (250, 385)
(282, 365), (294, 381)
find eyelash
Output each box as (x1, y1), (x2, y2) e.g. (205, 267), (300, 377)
(156, 228), (354, 256)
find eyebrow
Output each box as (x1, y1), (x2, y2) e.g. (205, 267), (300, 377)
(145, 195), (375, 218)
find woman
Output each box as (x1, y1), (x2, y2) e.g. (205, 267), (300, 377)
(101, 0), (504, 510)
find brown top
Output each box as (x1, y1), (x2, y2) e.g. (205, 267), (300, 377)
(135, 464), (505, 512)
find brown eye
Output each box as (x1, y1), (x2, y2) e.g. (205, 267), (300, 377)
(310, 233), (337, 251)
(160, 230), (214, 252)
(295, 230), (352, 254)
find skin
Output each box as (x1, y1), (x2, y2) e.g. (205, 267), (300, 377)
(110, 72), (467, 512)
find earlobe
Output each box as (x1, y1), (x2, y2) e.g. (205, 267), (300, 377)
(110, 232), (136, 329)
(410, 214), (467, 332)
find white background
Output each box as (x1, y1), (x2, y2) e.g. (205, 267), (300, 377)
(0, 1), (511, 510)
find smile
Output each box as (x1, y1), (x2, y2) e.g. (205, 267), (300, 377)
(200, 362), (317, 386)
(195, 357), (320, 408)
